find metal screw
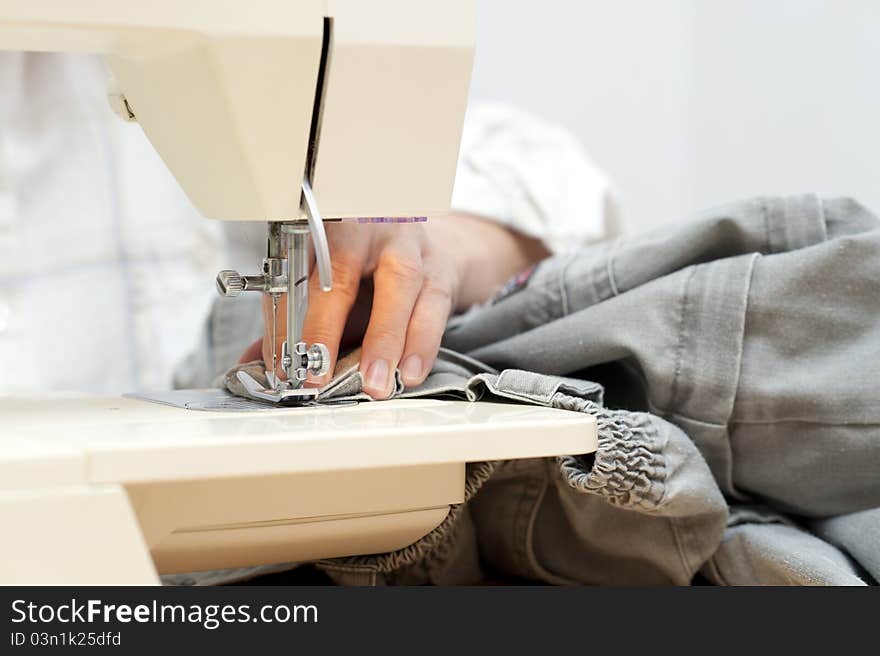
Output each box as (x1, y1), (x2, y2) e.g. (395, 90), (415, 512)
(307, 344), (330, 377)
(216, 270), (243, 297)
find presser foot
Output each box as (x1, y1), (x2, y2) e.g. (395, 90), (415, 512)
(237, 371), (320, 405)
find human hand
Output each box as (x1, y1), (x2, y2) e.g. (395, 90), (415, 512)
(239, 213), (549, 398)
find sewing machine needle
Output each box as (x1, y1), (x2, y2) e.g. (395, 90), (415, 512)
(271, 293), (279, 389)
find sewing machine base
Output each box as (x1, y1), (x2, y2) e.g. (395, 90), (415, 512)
(1, 395), (597, 584)
(1, 465), (457, 583)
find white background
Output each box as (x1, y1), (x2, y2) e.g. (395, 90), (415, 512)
(469, 0), (880, 233)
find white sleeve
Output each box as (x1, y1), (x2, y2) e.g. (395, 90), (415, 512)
(451, 101), (621, 254)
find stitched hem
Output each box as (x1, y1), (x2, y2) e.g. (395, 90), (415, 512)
(667, 265), (697, 412)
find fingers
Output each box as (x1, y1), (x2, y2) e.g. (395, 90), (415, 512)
(398, 262), (454, 388)
(249, 222), (457, 400)
(360, 246), (425, 398)
(300, 243), (367, 386)
(240, 337), (264, 364)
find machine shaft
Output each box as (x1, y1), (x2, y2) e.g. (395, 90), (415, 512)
(285, 225), (311, 385)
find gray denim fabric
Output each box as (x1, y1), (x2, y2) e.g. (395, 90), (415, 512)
(436, 194), (880, 584)
(809, 508), (880, 583)
(174, 194), (880, 585)
(701, 507), (867, 586)
(174, 294), (263, 391)
(445, 195), (880, 511)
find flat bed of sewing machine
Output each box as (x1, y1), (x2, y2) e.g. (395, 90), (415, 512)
(1, 395), (597, 584)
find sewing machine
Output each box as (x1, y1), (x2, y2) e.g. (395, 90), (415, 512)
(0, 1), (597, 584)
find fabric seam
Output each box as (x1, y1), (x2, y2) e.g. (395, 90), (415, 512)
(667, 266), (698, 412)
(761, 196), (772, 253)
(668, 515), (695, 582)
(558, 252), (573, 316)
(522, 462), (581, 585)
(605, 238), (621, 297)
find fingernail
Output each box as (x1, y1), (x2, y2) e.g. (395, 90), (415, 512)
(400, 355), (423, 383)
(364, 359), (390, 395)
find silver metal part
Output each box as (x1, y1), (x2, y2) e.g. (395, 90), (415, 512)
(281, 341), (292, 371)
(300, 177), (332, 292)
(281, 338), (330, 383)
(236, 370), (319, 404)
(215, 267), (286, 296)
(283, 225), (310, 384)
(308, 343), (331, 377)
(291, 340), (309, 382)
(214, 178), (333, 403)
(216, 270), (243, 297)
(269, 293), (279, 387)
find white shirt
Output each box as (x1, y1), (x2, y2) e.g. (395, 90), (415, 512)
(453, 101), (620, 254)
(0, 53), (617, 395)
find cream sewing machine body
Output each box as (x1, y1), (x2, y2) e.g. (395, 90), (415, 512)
(0, 0), (597, 584)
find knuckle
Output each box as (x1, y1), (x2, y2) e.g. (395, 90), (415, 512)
(367, 324), (405, 346)
(316, 255), (361, 301)
(331, 254), (360, 282)
(303, 326), (336, 346)
(377, 252), (423, 286)
(331, 280), (360, 305)
(407, 316), (443, 344)
(421, 276), (453, 305)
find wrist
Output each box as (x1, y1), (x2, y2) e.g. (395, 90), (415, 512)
(426, 211), (550, 311)
(425, 214), (475, 312)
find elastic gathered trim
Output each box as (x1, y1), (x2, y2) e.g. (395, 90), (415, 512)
(555, 394), (667, 511)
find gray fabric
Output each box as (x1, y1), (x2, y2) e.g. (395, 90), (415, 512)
(222, 347), (603, 409)
(701, 507), (868, 586)
(175, 193), (880, 586)
(468, 403), (727, 585)
(162, 562), (301, 587)
(810, 508), (880, 582)
(437, 194), (880, 584)
(223, 352), (403, 405)
(174, 294), (264, 391)
(443, 194), (880, 518)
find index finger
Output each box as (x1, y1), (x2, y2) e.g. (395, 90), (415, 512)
(300, 247), (367, 386)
